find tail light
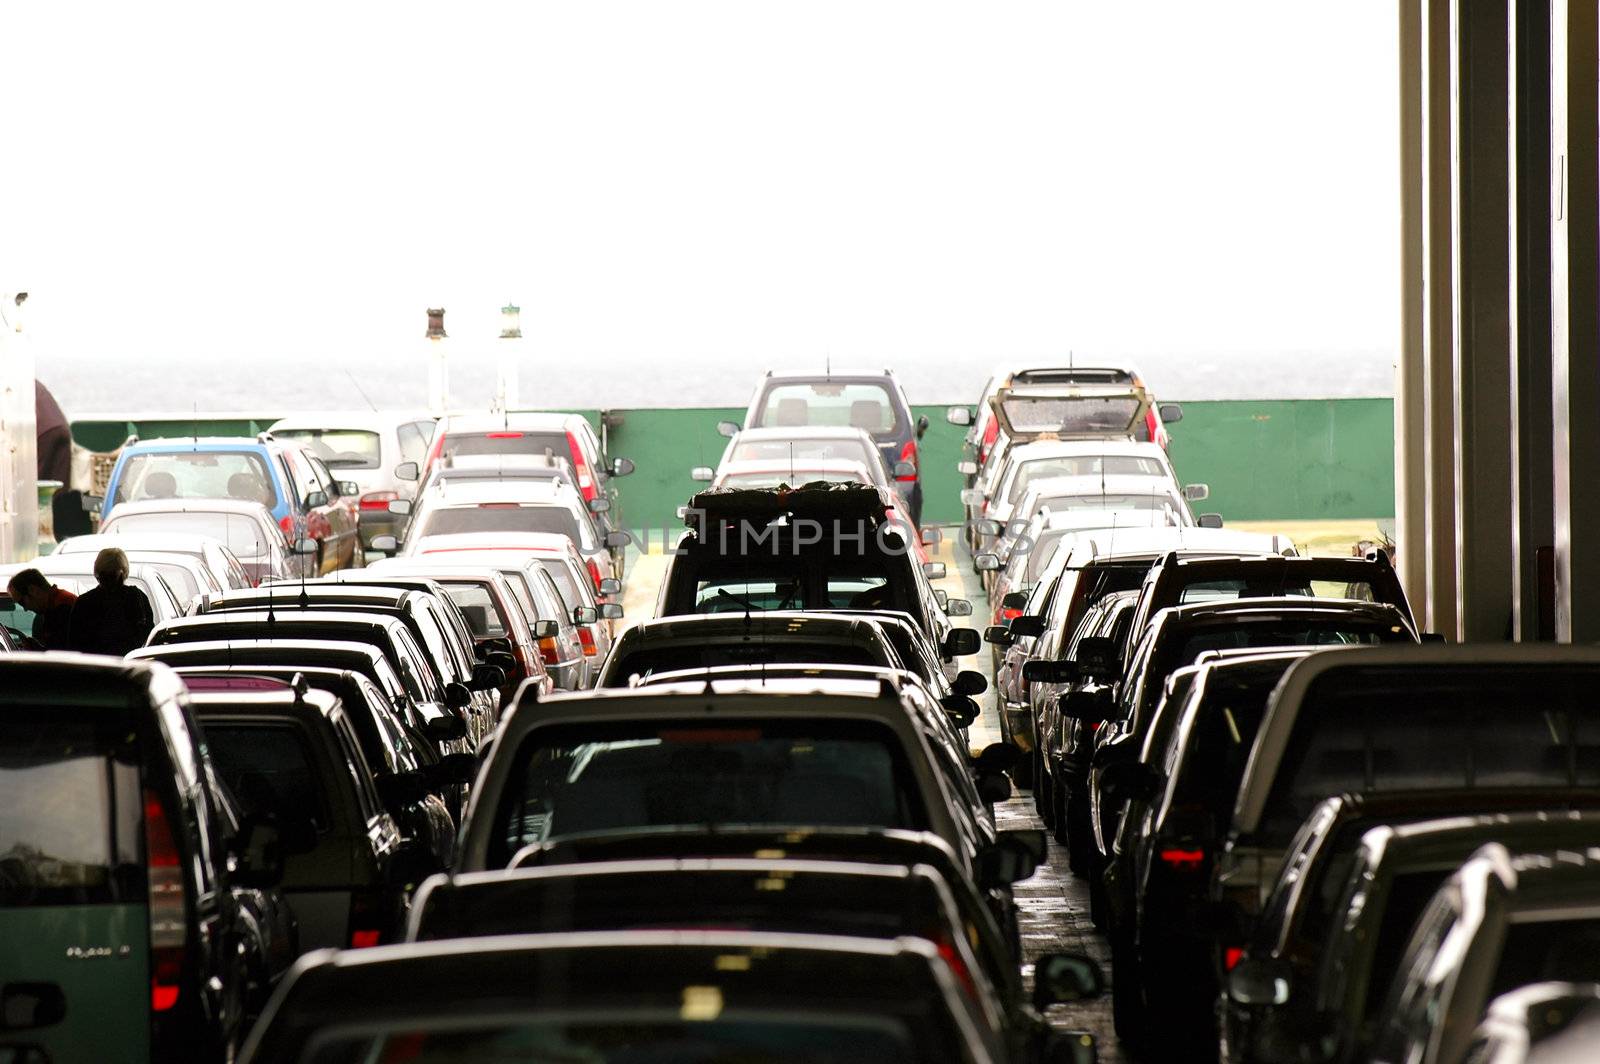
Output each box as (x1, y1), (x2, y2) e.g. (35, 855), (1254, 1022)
(360, 491), (399, 511)
(1158, 847), (1207, 870)
(537, 635), (561, 667)
(577, 625), (598, 657)
(999, 606), (1022, 623)
(144, 787), (188, 1012)
(896, 440), (918, 482)
(1224, 947), (1245, 971)
(278, 513), (297, 538)
(934, 936), (979, 1002)
(567, 431), (597, 502)
(347, 891), (384, 949)
(585, 556), (604, 592)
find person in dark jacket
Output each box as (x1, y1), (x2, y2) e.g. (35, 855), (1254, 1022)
(36, 380), (72, 488)
(68, 548), (154, 656)
(6, 568), (78, 649)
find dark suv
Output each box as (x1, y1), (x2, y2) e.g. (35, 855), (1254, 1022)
(732, 370), (929, 525)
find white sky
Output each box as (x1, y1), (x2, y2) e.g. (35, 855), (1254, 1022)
(4, 3), (1398, 385)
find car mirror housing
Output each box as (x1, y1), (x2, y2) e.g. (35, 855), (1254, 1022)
(609, 457), (635, 477)
(443, 682), (472, 710)
(426, 751), (478, 787)
(1099, 760), (1163, 804)
(1008, 615), (1046, 639)
(916, 414), (930, 439)
(387, 499), (414, 516)
(975, 770), (1012, 805)
(1034, 953), (1106, 1009)
(604, 530), (633, 548)
(369, 534), (399, 553)
(975, 829), (1046, 889)
(939, 694), (980, 729)
(421, 711), (467, 742)
(470, 663), (507, 692)
(293, 538), (319, 556)
(942, 627), (981, 657)
(922, 561), (947, 580)
(303, 491), (329, 509)
(715, 420), (740, 438)
(1022, 659), (1076, 684)
(598, 577), (623, 596)
(533, 619), (560, 639)
(953, 669), (987, 696)
(1182, 483), (1211, 502)
(1227, 958), (1292, 1007)
(572, 605), (598, 625)
(946, 406), (973, 427)
(1059, 688), (1115, 723)
(599, 603), (624, 620)
(1198, 513), (1225, 528)
(973, 552), (1001, 572)
(944, 597), (974, 617)
(394, 461), (420, 482)
(690, 466), (715, 482)
(984, 625), (1015, 647)
(587, 497), (611, 513)
(376, 770), (430, 812)
(1159, 402), (1184, 424)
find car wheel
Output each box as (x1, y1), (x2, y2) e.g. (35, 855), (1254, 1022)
(1031, 750), (1049, 817)
(1036, 757), (1054, 827)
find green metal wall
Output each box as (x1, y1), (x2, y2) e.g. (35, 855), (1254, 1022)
(73, 398), (1396, 530)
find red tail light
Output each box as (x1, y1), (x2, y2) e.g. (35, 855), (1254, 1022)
(485, 431), (524, 439)
(278, 513), (297, 538)
(576, 625), (598, 657)
(144, 788), (187, 1012)
(360, 491), (399, 511)
(935, 936), (980, 1002)
(1000, 607), (1022, 622)
(896, 439), (918, 482)
(347, 891), (384, 949)
(1158, 847), (1207, 870)
(1224, 947), (1245, 971)
(585, 556), (604, 592)
(537, 635), (560, 667)
(567, 431), (597, 502)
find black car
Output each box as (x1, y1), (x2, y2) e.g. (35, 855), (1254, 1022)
(0, 654), (287, 1064)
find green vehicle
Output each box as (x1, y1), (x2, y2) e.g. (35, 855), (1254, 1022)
(0, 653), (283, 1064)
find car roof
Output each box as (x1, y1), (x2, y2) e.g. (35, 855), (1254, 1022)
(398, 532), (577, 556)
(763, 369), (899, 383)
(105, 499), (278, 522)
(204, 585), (412, 606)
(0, 652), (183, 706)
(718, 458), (873, 476)
(418, 479), (580, 504)
(1018, 473), (1182, 498)
(1004, 438), (1169, 461)
(269, 411), (432, 431)
(1063, 526), (1295, 562)
(59, 532), (229, 554)
(441, 411), (583, 433)
(121, 437), (271, 452)
(731, 426), (880, 443)
(1235, 644), (1600, 835)
(129, 637), (390, 664)
(512, 677), (910, 720)
(615, 611), (887, 642)
(157, 610), (398, 634)
(187, 686), (341, 720)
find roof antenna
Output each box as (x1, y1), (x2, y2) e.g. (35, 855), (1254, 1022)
(788, 441), (796, 488)
(193, 401), (199, 443)
(825, 353), (831, 381)
(344, 369), (378, 413)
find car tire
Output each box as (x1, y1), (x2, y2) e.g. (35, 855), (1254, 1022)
(1036, 757), (1054, 827)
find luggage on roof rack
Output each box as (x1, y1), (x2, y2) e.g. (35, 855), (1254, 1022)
(684, 482), (889, 530)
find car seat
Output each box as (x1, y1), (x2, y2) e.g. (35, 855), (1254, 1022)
(849, 400), (881, 432)
(228, 471), (270, 507)
(774, 398), (809, 426)
(142, 471), (179, 499)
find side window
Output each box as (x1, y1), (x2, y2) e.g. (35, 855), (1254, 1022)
(393, 627), (443, 701)
(275, 456), (301, 508)
(306, 455), (337, 496)
(333, 713), (383, 821)
(396, 422), (430, 464)
(283, 448), (323, 506)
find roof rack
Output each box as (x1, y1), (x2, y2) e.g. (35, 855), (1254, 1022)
(684, 483), (889, 530)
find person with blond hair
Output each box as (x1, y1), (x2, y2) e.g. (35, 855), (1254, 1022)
(68, 547), (154, 656)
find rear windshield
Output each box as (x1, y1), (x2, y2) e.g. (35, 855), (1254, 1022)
(757, 382), (901, 435)
(998, 395), (1141, 435)
(492, 719), (925, 863)
(694, 573), (893, 613)
(1176, 578), (1392, 607)
(440, 582), (509, 638)
(273, 429), (381, 470)
(730, 438), (879, 469)
(109, 510), (277, 559)
(721, 470), (869, 490)
(1009, 456), (1168, 501)
(418, 505), (586, 547)
(0, 711), (144, 907)
(607, 642), (882, 685)
(1167, 669), (1278, 833)
(440, 431), (568, 463)
(201, 722), (330, 835)
(115, 450), (279, 509)
(1260, 667), (1600, 843)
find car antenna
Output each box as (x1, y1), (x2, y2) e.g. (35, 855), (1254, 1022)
(192, 401), (199, 443)
(788, 441), (795, 488)
(343, 368), (378, 413)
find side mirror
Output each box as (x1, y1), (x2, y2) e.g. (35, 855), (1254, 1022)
(1099, 760), (1163, 803)
(975, 830), (1045, 889)
(337, 480), (359, 497)
(944, 597), (973, 617)
(420, 710), (466, 742)
(933, 588), (949, 608)
(598, 577), (623, 596)
(893, 460), (917, 478)
(975, 770), (1012, 804)
(1008, 615), (1046, 639)
(1182, 483), (1211, 502)
(973, 518), (1003, 537)
(387, 499), (414, 516)
(716, 420), (740, 438)
(587, 497), (611, 514)
(487, 651), (517, 672)
(303, 491), (328, 509)
(1023, 659), (1077, 684)
(983, 625), (1015, 647)
(1227, 957), (1292, 1007)
(946, 406), (974, 427)
(920, 526), (941, 547)
(956, 461), (978, 476)
(1059, 688), (1115, 723)
(942, 627), (981, 657)
(973, 741), (1022, 773)
(690, 466), (715, 482)
(604, 530), (633, 548)
(470, 663), (507, 692)
(375, 770), (429, 811)
(922, 561), (947, 580)
(953, 669), (987, 696)
(425, 751), (478, 787)
(82, 492), (105, 512)
(599, 603), (624, 619)
(916, 414), (929, 439)
(609, 457), (635, 477)
(394, 461), (420, 482)
(369, 534), (399, 553)
(1001, 590), (1030, 610)
(1198, 513), (1224, 529)
(940, 694), (980, 729)
(1034, 953), (1106, 1009)
(572, 605), (598, 625)
(442, 682), (472, 710)
(230, 817), (286, 888)
(533, 619), (559, 639)
(1159, 402), (1184, 424)
(973, 552), (1001, 572)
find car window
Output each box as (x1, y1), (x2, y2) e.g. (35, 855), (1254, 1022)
(493, 718), (927, 864)
(396, 422), (431, 465)
(757, 382), (901, 434)
(417, 504), (586, 547)
(116, 450), (279, 509)
(439, 431), (568, 463)
(106, 510), (278, 560)
(440, 581), (509, 639)
(730, 437), (878, 470)
(1008, 456), (1169, 502)
(275, 429), (382, 470)
(283, 448), (324, 506)
(306, 455), (338, 495)
(201, 722), (330, 834)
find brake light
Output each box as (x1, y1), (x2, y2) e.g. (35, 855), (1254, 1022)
(567, 430), (597, 502)
(144, 788), (187, 1012)
(935, 937), (980, 1001)
(1158, 847), (1207, 870)
(1224, 947), (1245, 971)
(485, 431), (524, 439)
(1000, 607), (1022, 622)
(896, 439), (918, 482)
(360, 491), (399, 511)
(348, 891), (384, 949)
(585, 556), (604, 592)
(577, 625), (598, 657)
(278, 514), (296, 538)
(476, 502), (521, 509)
(537, 635), (560, 666)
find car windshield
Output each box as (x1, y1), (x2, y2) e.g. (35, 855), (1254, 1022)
(115, 450), (279, 509)
(730, 438), (879, 469)
(1009, 457), (1168, 501)
(0, 709), (144, 907)
(107, 510), (276, 559)
(418, 505), (585, 546)
(757, 382), (900, 435)
(720, 470), (869, 490)
(998, 394), (1142, 435)
(301, 1016), (932, 1064)
(535, 560), (583, 609)
(493, 719), (925, 863)
(440, 431), (568, 462)
(274, 429), (382, 469)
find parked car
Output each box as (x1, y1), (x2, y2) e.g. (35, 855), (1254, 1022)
(704, 425), (908, 504)
(594, 611), (906, 686)
(418, 411), (633, 519)
(100, 436), (362, 574)
(0, 654), (289, 1063)
(978, 503), (1182, 609)
(731, 370), (928, 525)
(1465, 982), (1600, 1064)
(101, 498), (300, 584)
(56, 531), (252, 590)
(267, 410), (436, 551)
(0, 557), (187, 645)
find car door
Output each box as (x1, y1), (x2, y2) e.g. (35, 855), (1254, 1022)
(306, 454), (360, 568)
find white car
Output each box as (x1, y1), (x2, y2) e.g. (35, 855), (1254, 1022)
(100, 499), (299, 585)
(0, 557), (185, 642)
(709, 457), (877, 491)
(56, 531), (254, 591)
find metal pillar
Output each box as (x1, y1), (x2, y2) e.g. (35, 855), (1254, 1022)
(1396, 0), (1429, 621)
(1509, 0), (1554, 639)
(1550, 0), (1600, 640)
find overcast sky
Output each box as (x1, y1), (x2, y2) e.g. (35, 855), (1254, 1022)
(4, 3), (1398, 398)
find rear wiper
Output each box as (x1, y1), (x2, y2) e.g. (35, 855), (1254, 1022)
(715, 588), (765, 612)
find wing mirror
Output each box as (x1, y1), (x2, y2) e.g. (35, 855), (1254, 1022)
(470, 663), (507, 691)
(609, 457), (635, 477)
(944, 597), (973, 617)
(959, 486), (982, 505)
(973, 741), (1022, 773)
(1001, 590), (1029, 610)
(1035, 953), (1107, 1009)
(920, 526), (942, 547)
(1059, 688), (1115, 723)
(335, 480), (358, 497)
(957, 462), (979, 477)
(690, 466), (715, 482)
(1099, 760), (1163, 803)
(604, 530), (633, 548)
(933, 588), (948, 608)
(387, 499), (414, 516)
(230, 815), (287, 888)
(425, 751), (478, 787)
(533, 619), (559, 639)
(587, 497), (611, 514)
(983, 625), (1015, 647)
(572, 605), (598, 625)
(1227, 957), (1292, 1007)
(975, 770), (1012, 804)
(303, 491), (328, 509)
(487, 650), (517, 672)
(973, 552), (1001, 572)
(1198, 513), (1224, 529)
(1159, 402), (1184, 424)
(975, 829), (1045, 889)
(973, 518), (1003, 537)
(420, 710), (465, 743)
(442, 682), (472, 710)
(598, 576), (622, 595)
(1182, 483), (1210, 502)
(394, 461), (420, 481)
(893, 460), (916, 478)
(1023, 659), (1077, 684)
(922, 561), (947, 580)
(375, 770), (429, 811)
(953, 669), (987, 696)
(292, 538), (319, 556)
(599, 602), (624, 619)
(1075, 636), (1118, 679)
(940, 694), (980, 729)
(916, 414), (929, 439)
(942, 627), (981, 657)
(369, 534), (399, 553)
(1007, 615), (1045, 638)
(946, 406), (974, 427)
(715, 420), (740, 438)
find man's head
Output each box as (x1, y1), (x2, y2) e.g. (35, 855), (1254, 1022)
(93, 547), (131, 587)
(6, 569), (53, 612)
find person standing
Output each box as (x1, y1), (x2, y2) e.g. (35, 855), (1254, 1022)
(68, 548), (154, 656)
(5, 568), (78, 649)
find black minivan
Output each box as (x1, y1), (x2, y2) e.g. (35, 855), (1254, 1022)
(0, 653), (283, 1064)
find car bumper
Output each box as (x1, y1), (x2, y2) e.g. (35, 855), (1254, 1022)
(1001, 701), (1035, 750)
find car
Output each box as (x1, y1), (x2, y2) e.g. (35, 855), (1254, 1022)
(1222, 798), (1600, 1064)
(1465, 982), (1600, 1064)
(708, 456), (879, 491)
(0, 654), (288, 1063)
(267, 410), (437, 551)
(239, 930), (1101, 1064)
(99, 435), (362, 574)
(978, 503), (1184, 612)
(0, 557), (187, 643)
(1367, 844), (1600, 1064)
(1218, 644), (1600, 928)
(417, 411), (633, 520)
(188, 683), (423, 952)
(56, 531), (253, 591)
(701, 425), (907, 505)
(594, 611), (907, 686)
(731, 369), (929, 525)
(101, 498), (300, 584)
(396, 477), (611, 565)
